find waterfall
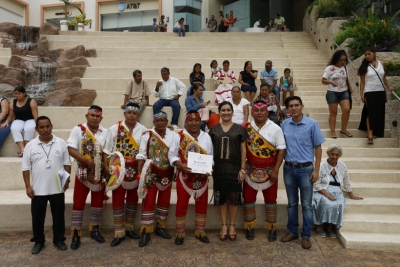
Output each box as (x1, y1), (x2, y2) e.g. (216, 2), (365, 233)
(16, 26), (34, 50)
(26, 62), (57, 97)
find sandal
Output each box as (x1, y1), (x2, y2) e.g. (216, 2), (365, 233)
(17, 150), (24, 157)
(228, 224), (236, 241)
(220, 224), (227, 241)
(340, 131), (353, 137)
(367, 138), (374, 145)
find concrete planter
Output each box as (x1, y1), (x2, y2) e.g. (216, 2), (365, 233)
(60, 20), (68, 31)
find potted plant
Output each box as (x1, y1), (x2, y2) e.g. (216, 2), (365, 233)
(59, 0), (83, 31)
(68, 13), (92, 31)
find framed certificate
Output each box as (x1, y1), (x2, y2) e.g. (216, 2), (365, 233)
(187, 152), (213, 174)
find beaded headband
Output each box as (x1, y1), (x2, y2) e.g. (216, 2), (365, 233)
(153, 112), (168, 121)
(125, 106), (140, 113)
(87, 109), (102, 116)
(185, 112), (201, 121)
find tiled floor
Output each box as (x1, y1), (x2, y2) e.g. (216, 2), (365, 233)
(1, 229), (399, 267)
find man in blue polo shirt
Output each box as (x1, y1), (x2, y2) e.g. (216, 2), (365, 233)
(260, 60), (280, 101)
(280, 96), (325, 249)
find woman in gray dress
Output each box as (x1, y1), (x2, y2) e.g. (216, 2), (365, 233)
(209, 101), (248, 241)
(313, 144), (363, 238)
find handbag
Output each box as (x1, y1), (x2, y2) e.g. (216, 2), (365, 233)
(198, 107), (209, 121)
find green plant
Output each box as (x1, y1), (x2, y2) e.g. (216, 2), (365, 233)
(316, 0), (339, 18)
(333, 8), (400, 59)
(59, 0), (83, 19)
(386, 61), (400, 76)
(332, 0), (366, 17)
(67, 13), (92, 26)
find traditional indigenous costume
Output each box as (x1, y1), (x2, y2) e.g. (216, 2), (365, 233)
(214, 69), (236, 104)
(104, 118), (147, 238)
(137, 118), (176, 234)
(67, 118), (107, 238)
(243, 117), (286, 232)
(168, 114), (213, 239)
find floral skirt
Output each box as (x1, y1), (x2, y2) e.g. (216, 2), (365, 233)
(313, 185), (345, 228)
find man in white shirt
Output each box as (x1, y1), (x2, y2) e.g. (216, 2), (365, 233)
(121, 69), (151, 117)
(254, 19), (261, 28)
(136, 112), (176, 247)
(22, 116), (71, 254)
(103, 103), (147, 247)
(67, 105), (108, 250)
(153, 67), (187, 129)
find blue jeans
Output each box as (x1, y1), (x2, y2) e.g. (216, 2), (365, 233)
(283, 165), (314, 239)
(173, 27), (185, 36)
(0, 119), (11, 148)
(272, 85), (280, 101)
(153, 99), (181, 125)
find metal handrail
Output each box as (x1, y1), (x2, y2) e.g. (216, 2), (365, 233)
(305, 12), (400, 101)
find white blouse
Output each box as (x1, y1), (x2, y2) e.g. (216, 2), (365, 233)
(313, 160), (352, 192)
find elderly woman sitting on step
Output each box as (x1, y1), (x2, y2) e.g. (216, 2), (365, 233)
(313, 144), (363, 238)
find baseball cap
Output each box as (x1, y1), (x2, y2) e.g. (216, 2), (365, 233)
(265, 60), (272, 66)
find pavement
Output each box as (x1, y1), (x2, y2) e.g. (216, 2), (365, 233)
(1, 228), (399, 267)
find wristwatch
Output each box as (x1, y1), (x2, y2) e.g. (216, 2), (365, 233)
(240, 169), (246, 174)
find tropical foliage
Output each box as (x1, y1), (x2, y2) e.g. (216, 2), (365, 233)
(59, 0), (83, 19)
(67, 13), (92, 26)
(333, 8), (400, 59)
(307, 0), (366, 18)
(386, 61), (400, 76)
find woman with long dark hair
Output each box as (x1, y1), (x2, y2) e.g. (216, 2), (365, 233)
(188, 63), (206, 96)
(358, 47), (393, 145)
(209, 101), (248, 241)
(322, 50), (352, 139)
(239, 61), (258, 102)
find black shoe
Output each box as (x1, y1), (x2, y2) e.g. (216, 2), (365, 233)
(31, 242), (44, 254)
(139, 233), (150, 247)
(175, 237), (184, 245)
(246, 228), (255, 240)
(196, 235), (210, 244)
(70, 229), (80, 250)
(268, 229), (277, 242)
(125, 230), (140, 239)
(54, 241), (67, 250)
(91, 225), (105, 243)
(155, 227), (171, 239)
(110, 237), (125, 247)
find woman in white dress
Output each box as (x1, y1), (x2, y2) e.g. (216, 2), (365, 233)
(227, 86), (249, 126)
(313, 144), (363, 238)
(214, 60), (236, 104)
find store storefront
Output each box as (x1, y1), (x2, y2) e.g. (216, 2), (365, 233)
(98, 0), (161, 32)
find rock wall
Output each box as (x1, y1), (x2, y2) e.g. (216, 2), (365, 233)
(0, 22), (97, 106)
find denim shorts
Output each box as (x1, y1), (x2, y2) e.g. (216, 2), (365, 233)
(282, 85), (293, 91)
(326, 90), (349, 104)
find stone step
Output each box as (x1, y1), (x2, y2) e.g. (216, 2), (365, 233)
(86, 57), (328, 68)
(0, 47), (12, 57)
(309, 113), (363, 121)
(350, 182), (400, 197)
(48, 40), (320, 50)
(0, 56), (9, 65)
(338, 231), (400, 252)
(319, 129), (390, 138)
(344, 197), (400, 214)
(0, 189), (299, 231)
(324, 158), (400, 170)
(317, 120), (362, 129)
(82, 67), (318, 79)
(342, 214), (400, 234)
(348, 169), (400, 182)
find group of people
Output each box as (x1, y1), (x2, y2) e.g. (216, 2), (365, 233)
(207, 10), (237, 32)
(253, 13), (287, 32)
(20, 94), (362, 256)
(322, 47), (393, 144)
(152, 15), (168, 32)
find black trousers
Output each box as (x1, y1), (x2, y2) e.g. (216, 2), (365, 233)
(31, 193), (66, 244)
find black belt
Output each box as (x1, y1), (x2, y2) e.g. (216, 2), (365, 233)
(284, 162), (313, 168)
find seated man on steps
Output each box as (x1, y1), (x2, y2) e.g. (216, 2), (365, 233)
(153, 67), (187, 129)
(121, 69), (151, 118)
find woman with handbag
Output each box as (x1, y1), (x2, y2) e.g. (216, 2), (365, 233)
(185, 83), (209, 131)
(358, 47), (394, 145)
(322, 50), (353, 139)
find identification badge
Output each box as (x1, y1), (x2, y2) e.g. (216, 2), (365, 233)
(45, 160), (52, 169)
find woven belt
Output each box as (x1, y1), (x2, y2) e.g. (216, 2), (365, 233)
(284, 162), (313, 168)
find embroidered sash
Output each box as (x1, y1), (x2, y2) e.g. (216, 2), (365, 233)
(116, 121), (139, 189)
(138, 131), (174, 199)
(245, 122), (278, 191)
(77, 124), (104, 191)
(177, 130), (208, 198)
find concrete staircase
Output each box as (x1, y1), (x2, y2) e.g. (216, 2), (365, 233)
(1, 31), (400, 252)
